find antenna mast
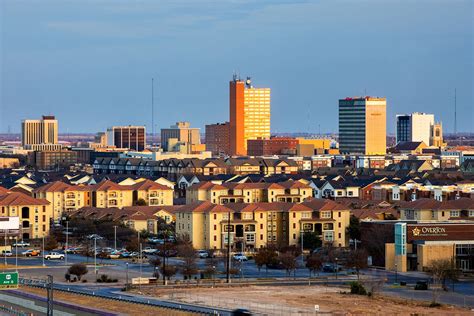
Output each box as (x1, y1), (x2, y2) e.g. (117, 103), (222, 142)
(152, 78), (154, 145)
(454, 88), (457, 138)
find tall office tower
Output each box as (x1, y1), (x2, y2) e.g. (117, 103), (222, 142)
(160, 122), (201, 153)
(339, 97), (386, 155)
(229, 76), (270, 156)
(396, 113), (434, 145)
(21, 115), (58, 147)
(205, 122), (230, 155)
(107, 126), (146, 151)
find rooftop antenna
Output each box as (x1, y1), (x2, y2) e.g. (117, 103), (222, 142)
(152, 78), (155, 146)
(454, 88), (457, 138)
(307, 104), (311, 137)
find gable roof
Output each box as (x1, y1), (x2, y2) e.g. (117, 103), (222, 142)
(0, 191), (50, 206)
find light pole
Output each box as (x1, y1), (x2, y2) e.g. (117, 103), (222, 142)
(226, 211), (231, 284)
(65, 221), (69, 266)
(395, 263), (398, 284)
(94, 237), (97, 279)
(300, 231), (304, 267)
(15, 236), (18, 271)
(4, 229), (7, 266)
(335, 257), (338, 280)
(42, 235), (45, 266)
(113, 226), (117, 251)
(125, 262), (129, 290)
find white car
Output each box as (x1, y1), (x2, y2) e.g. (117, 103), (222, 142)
(142, 247), (157, 254)
(197, 250), (209, 258)
(232, 253), (248, 261)
(1, 250), (12, 257)
(44, 252), (65, 260)
(13, 241), (30, 247)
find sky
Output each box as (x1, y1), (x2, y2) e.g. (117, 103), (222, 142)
(0, 0), (473, 134)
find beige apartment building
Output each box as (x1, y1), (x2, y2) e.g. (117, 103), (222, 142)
(175, 199), (350, 250)
(161, 122), (201, 154)
(21, 115), (58, 147)
(186, 180), (313, 205)
(339, 97), (386, 155)
(34, 179), (174, 221)
(0, 190), (52, 239)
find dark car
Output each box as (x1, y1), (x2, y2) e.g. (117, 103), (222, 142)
(232, 309), (252, 316)
(415, 281), (428, 290)
(322, 263), (343, 273)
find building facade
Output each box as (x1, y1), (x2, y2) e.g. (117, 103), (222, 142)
(396, 113), (434, 145)
(339, 97), (386, 155)
(28, 150), (78, 170)
(205, 122), (230, 155)
(229, 76), (270, 156)
(161, 122), (201, 153)
(21, 115), (58, 147)
(247, 137), (298, 156)
(107, 126), (146, 151)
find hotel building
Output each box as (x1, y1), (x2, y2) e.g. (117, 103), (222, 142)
(338, 97), (386, 155)
(21, 115), (58, 147)
(229, 76), (270, 156)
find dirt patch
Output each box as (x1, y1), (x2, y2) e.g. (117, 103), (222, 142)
(136, 285), (471, 315)
(18, 286), (194, 316)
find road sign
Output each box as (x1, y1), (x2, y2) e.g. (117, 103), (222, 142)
(0, 272), (19, 289)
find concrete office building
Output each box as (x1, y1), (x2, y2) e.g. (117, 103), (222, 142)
(205, 122), (230, 155)
(396, 113), (434, 145)
(339, 97), (386, 155)
(161, 122), (201, 153)
(21, 115), (58, 147)
(229, 76), (270, 156)
(107, 126), (146, 151)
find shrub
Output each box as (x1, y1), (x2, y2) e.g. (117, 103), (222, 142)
(350, 281), (367, 295)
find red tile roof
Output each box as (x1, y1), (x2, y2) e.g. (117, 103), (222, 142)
(302, 198), (348, 211)
(0, 192), (50, 206)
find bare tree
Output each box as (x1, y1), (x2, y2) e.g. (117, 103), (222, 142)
(306, 253), (324, 277)
(345, 249), (368, 280)
(178, 242), (198, 280)
(279, 252), (297, 278)
(428, 259), (459, 304)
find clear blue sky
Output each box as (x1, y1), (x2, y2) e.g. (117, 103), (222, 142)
(1, 0), (472, 134)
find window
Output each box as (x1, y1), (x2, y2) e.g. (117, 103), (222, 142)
(293, 212), (296, 218)
(260, 234), (263, 240)
(214, 225), (217, 230)
(214, 235), (217, 241)
(320, 211), (331, 219)
(260, 224), (263, 229)
(450, 210), (460, 218)
(293, 233), (296, 240)
(337, 191), (342, 196)
(338, 222), (341, 228)
(260, 213), (263, 219)
(246, 234), (255, 242)
(301, 212), (311, 219)
(469, 211), (474, 217)
(323, 231), (334, 242)
(222, 213), (229, 220)
(293, 223), (296, 229)
(338, 212), (341, 218)
(338, 233), (341, 239)
(214, 214), (217, 220)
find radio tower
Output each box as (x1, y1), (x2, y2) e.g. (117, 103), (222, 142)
(151, 78), (155, 145)
(454, 88), (457, 138)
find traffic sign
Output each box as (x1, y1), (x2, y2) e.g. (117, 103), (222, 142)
(0, 272), (19, 289)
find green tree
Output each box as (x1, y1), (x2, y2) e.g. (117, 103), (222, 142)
(346, 215), (361, 242)
(300, 232), (322, 251)
(44, 235), (58, 251)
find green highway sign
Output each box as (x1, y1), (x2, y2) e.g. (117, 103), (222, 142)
(0, 272), (18, 289)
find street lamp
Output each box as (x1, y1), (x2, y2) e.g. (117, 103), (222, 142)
(395, 263), (398, 284)
(42, 235), (45, 267)
(113, 226), (117, 251)
(335, 257), (339, 280)
(65, 221), (69, 266)
(125, 262), (129, 291)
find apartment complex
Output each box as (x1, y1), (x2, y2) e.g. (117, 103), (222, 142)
(186, 180), (313, 204)
(205, 122), (230, 155)
(28, 150), (78, 170)
(339, 97), (386, 155)
(229, 76), (270, 156)
(175, 199), (350, 250)
(0, 189), (52, 239)
(161, 122), (201, 153)
(21, 115), (58, 147)
(107, 126), (146, 151)
(33, 179), (174, 221)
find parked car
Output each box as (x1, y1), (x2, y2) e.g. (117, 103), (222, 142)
(415, 281), (428, 290)
(44, 252), (65, 260)
(86, 234), (104, 240)
(120, 251), (131, 258)
(142, 247), (157, 255)
(233, 253), (248, 262)
(232, 308), (252, 316)
(322, 263), (343, 273)
(12, 241), (30, 247)
(197, 250), (209, 259)
(1, 250), (13, 257)
(22, 249), (41, 257)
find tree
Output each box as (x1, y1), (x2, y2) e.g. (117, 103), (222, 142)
(361, 224), (392, 266)
(44, 235), (58, 251)
(67, 263), (88, 281)
(346, 215), (361, 243)
(254, 247), (278, 276)
(428, 259), (459, 304)
(135, 198), (147, 206)
(300, 232), (322, 251)
(345, 249), (368, 280)
(306, 253), (324, 276)
(279, 252), (297, 278)
(160, 265), (177, 280)
(178, 243), (198, 280)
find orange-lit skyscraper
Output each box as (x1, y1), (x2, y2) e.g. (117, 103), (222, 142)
(229, 76), (270, 156)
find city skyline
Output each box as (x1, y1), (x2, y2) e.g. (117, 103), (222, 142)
(1, 1), (473, 134)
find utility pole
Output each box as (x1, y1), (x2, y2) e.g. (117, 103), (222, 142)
(162, 237), (166, 285)
(113, 226), (117, 250)
(47, 275), (53, 316)
(226, 211), (231, 283)
(65, 221), (69, 266)
(454, 88), (457, 138)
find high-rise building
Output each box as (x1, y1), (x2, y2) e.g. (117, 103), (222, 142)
(161, 122), (201, 153)
(205, 122), (230, 155)
(339, 97), (386, 155)
(396, 113), (434, 145)
(21, 115), (58, 147)
(229, 76), (270, 156)
(107, 126), (146, 151)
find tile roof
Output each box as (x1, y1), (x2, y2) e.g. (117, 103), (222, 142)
(0, 191), (50, 206)
(302, 198), (348, 211)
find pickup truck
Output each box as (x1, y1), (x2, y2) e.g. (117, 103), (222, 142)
(22, 249), (41, 257)
(44, 252), (65, 260)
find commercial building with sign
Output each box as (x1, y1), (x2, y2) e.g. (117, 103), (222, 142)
(361, 220), (474, 273)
